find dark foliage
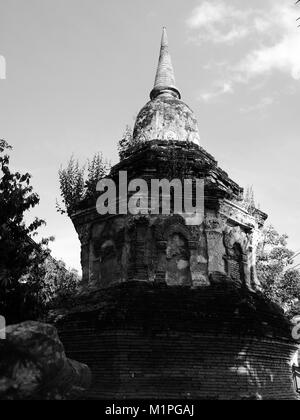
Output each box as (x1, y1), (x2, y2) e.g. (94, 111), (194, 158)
(0, 140), (50, 322)
(57, 153), (110, 215)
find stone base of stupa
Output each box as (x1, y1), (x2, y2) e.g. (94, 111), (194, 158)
(54, 282), (298, 400)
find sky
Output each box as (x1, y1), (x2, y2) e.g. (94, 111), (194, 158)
(0, 0), (299, 272)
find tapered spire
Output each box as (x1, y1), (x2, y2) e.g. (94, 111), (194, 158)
(150, 27), (181, 101)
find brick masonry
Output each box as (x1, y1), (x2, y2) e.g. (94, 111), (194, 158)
(56, 283), (299, 400)
(59, 32), (296, 399)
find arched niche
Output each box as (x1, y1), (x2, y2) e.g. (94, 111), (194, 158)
(126, 217), (158, 282)
(166, 232), (192, 287)
(226, 242), (246, 287)
(224, 226), (251, 288)
(90, 219), (125, 288)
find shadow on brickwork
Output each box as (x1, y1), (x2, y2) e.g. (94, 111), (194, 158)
(50, 282), (298, 400)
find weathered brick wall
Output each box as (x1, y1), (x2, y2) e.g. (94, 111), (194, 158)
(59, 324), (296, 400)
(73, 141), (266, 291)
(55, 283), (298, 400)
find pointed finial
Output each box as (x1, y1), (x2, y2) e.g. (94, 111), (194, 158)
(150, 27), (181, 100)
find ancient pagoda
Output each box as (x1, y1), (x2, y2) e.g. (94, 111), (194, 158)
(56, 29), (298, 400)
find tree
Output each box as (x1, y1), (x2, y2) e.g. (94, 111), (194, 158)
(57, 156), (85, 215)
(257, 225), (300, 311)
(242, 186), (256, 215)
(118, 125), (135, 160)
(241, 186), (300, 310)
(85, 153), (110, 200)
(23, 257), (81, 309)
(57, 152), (110, 215)
(0, 140), (50, 322)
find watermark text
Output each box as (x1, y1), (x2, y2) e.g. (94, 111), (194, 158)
(96, 171), (204, 226)
(0, 55), (6, 80)
(0, 315), (6, 340)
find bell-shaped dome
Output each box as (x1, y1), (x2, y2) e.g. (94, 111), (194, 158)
(133, 28), (200, 145)
(133, 94), (200, 144)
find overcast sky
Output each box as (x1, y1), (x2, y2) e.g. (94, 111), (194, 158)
(0, 0), (299, 272)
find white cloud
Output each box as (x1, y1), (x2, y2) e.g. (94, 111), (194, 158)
(187, 2), (247, 29)
(187, 1), (252, 44)
(200, 81), (234, 102)
(187, 0), (300, 91)
(234, 3), (300, 81)
(253, 16), (272, 34)
(235, 29), (300, 82)
(240, 96), (275, 114)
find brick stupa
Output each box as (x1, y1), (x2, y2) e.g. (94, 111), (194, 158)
(56, 29), (298, 400)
